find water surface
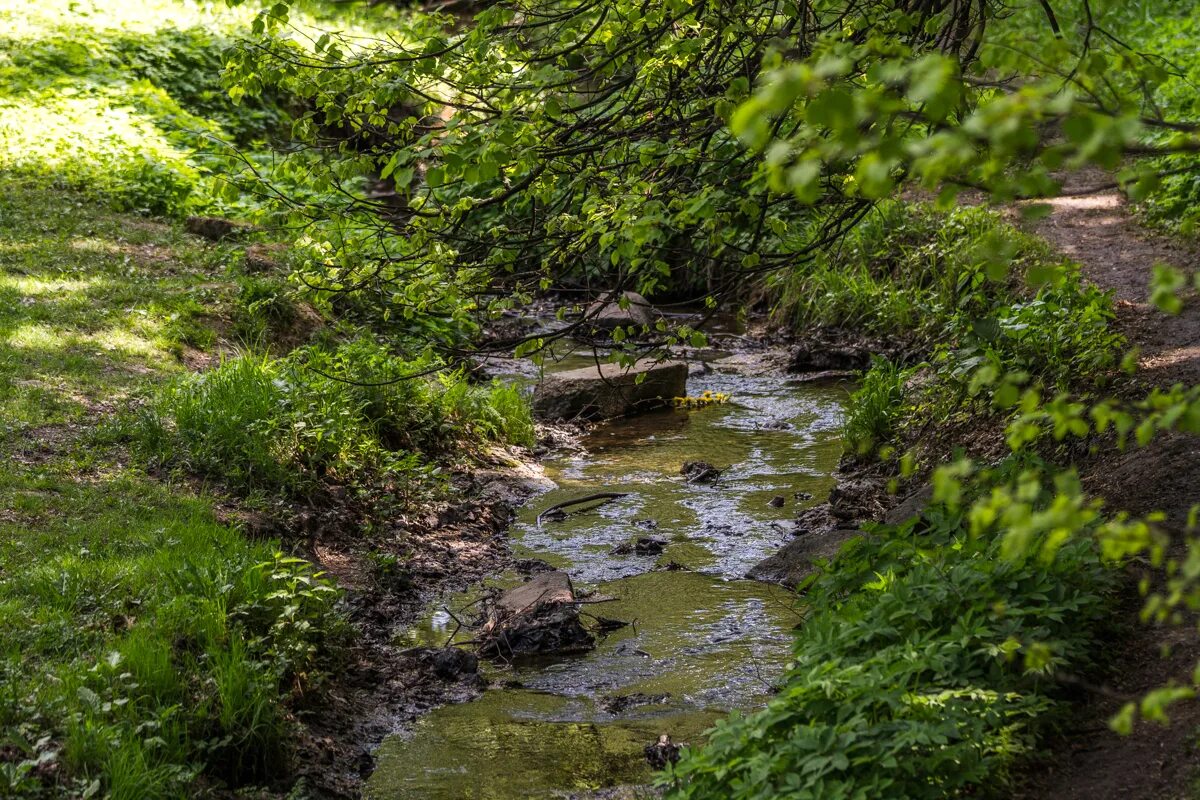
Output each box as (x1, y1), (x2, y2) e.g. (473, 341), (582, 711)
(369, 360), (846, 799)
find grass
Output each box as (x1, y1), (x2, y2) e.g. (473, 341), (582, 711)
(0, 179), (241, 440)
(0, 175), (534, 795)
(843, 357), (913, 455)
(0, 460), (340, 797)
(0, 178), (344, 797)
(0, 0), (399, 217)
(130, 339), (535, 504)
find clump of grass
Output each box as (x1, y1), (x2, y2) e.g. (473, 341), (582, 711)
(131, 338), (535, 500)
(0, 470), (343, 798)
(844, 357), (912, 455)
(233, 275), (297, 346)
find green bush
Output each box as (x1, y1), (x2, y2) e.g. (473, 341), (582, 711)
(774, 203), (1074, 340)
(666, 464), (1118, 799)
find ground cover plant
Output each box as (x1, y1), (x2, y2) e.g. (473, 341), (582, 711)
(665, 460), (1128, 799)
(133, 339), (534, 502)
(0, 0), (398, 217)
(0, 177), (347, 797)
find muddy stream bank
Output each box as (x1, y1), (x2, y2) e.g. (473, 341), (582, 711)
(366, 355), (848, 799)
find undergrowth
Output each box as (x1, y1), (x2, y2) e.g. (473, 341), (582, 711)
(669, 202), (1131, 796)
(0, 465), (344, 798)
(666, 461), (1122, 799)
(130, 338), (534, 503)
(0, 0), (394, 217)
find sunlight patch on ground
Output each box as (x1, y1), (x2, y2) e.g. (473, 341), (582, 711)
(0, 275), (99, 296)
(5, 321), (163, 359)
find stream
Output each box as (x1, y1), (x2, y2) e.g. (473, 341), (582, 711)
(366, 355), (847, 799)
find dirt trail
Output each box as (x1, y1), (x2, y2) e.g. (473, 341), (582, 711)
(1014, 169), (1200, 800)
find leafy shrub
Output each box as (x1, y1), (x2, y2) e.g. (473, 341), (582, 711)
(775, 204), (1042, 335)
(666, 463), (1118, 799)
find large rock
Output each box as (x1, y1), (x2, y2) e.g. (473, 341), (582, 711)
(586, 290), (656, 332)
(477, 571), (594, 659)
(746, 529), (861, 588)
(532, 360), (687, 421)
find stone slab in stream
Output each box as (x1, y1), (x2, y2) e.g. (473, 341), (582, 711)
(746, 529), (861, 588)
(532, 359), (687, 420)
(585, 290), (657, 332)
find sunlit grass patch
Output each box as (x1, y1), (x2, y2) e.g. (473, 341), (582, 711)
(0, 0), (407, 216)
(0, 181), (238, 435)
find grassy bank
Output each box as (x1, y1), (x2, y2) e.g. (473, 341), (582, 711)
(0, 0), (533, 791)
(0, 179), (342, 797)
(666, 203), (1158, 797)
(0, 174), (533, 800)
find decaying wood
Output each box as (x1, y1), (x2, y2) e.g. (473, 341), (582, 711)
(536, 492), (630, 527)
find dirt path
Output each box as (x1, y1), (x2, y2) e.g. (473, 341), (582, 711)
(1014, 169), (1200, 800)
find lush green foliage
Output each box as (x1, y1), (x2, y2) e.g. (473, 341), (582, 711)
(218, 0), (1200, 357)
(776, 203), (1120, 371)
(5, 0), (1200, 796)
(844, 357), (912, 454)
(0, 463), (343, 798)
(133, 339), (534, 500)
(1123, 5), (1200, 235)
(0, 0), (391, 216)
(665, 460), (1143, 799)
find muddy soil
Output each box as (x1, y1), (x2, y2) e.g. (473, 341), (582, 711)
(284, 449), (558, 798)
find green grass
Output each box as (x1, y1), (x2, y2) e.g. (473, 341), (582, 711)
(0, 179), (242, 440)
(844, 357), (913, 455)
(773, 202), (1082, 339)
(0, 175), (536, 795)
(130, 338), (535, 504)
(0, 0), (398, 217)
(0, 180), (346, 797)
(0, 461), (340, 797)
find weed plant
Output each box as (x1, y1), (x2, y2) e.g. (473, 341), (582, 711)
(0, 471), (342, 798)
(667, 461), (1119, 799)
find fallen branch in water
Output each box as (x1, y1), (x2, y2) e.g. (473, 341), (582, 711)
(536, 492), (630, 527)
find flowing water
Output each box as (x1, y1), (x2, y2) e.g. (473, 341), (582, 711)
(367, 357), (847, 799)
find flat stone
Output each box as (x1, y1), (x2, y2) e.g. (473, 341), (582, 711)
(493, 571), (575, 617)
(885, 485), (933, 525)
(532, 359), (687, 421)
(746, 529), (861, 588)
